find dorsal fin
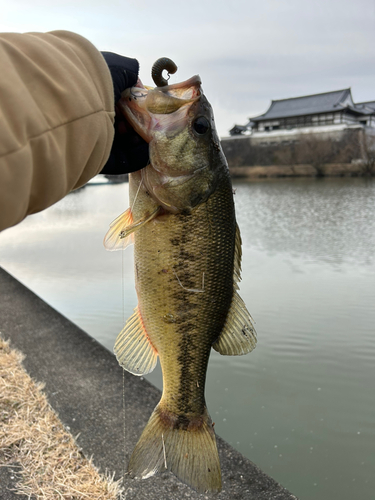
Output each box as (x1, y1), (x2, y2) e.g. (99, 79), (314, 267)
(114, 306), (158, 376)
(212, 224), (257, 355)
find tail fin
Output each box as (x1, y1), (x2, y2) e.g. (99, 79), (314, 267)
(128, 404), (222, 493)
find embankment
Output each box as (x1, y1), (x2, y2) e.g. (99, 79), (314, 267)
(0, 267), (298, 500)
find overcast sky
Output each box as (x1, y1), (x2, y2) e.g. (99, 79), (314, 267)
(1, 0), (374, 137)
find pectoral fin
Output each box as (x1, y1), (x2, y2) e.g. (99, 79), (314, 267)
(212, 223), (257, 355)
(114, 306), (158, 375)
(104, 206), (161, 251)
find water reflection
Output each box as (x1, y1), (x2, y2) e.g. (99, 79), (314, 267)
(1, 177), (374, 500)
(234, 177), (375, 267)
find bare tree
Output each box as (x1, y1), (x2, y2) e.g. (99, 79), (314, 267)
(358, 130), (375, 176)
(294, 133), (336, 177)
(273, 144), (296, 166)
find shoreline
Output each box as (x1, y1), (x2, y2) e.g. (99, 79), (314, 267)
(0, 267), (298, 500)
(228, 163), (368, 178)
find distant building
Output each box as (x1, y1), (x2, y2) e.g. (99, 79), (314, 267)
(230, 89), (375, 136)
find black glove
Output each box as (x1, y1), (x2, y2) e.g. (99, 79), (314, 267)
(100, 52), (149, 175)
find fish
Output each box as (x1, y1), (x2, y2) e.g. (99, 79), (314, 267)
(104, 59), (257, 493)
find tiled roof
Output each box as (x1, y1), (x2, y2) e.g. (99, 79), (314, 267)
(250, 89), (359, 122)
(230, 124), (248, 133)
(355, 101), (375, 114)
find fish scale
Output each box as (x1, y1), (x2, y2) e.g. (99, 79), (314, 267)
(134, 174), (236, 420)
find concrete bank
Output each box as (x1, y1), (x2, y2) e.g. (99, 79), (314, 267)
(0, 267), (298, 500)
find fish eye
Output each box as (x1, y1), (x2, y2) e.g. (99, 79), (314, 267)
(193, 116), (210, 136)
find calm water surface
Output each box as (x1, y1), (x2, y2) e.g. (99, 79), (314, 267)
(1, 177), (374, 500)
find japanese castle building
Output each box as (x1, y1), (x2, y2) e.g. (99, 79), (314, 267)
(230, 88), (375, 136)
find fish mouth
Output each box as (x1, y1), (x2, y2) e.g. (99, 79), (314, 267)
(152, 75), (202, 97)
(130, 74), (201, 97)
(118, 76), (202, 142)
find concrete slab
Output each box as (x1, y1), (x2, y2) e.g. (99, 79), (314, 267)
(0, 461), (27, 500)
(0, 267), (298, 499)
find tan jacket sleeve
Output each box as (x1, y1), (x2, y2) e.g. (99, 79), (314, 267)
(0, 30), (115, 231)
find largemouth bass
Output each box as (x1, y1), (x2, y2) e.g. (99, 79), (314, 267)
(104, 60), (256, 493)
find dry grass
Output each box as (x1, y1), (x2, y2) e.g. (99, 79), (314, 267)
(0, 335), (123, 499)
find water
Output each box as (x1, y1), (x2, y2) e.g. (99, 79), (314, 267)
(1, 177), (374, 500)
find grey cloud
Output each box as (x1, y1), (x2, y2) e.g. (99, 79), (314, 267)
(1, 0), (374, 136)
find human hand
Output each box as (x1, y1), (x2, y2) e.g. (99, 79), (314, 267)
(100, 52), (149, 175)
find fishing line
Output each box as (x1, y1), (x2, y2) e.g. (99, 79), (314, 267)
(122, 369), (126, 481)
(131, 178), (143, 213)
(122, 179), (141, 484)
(122, 222), (127, 483)
(122, 243), (125, 327)
(173, 269), (205, 293)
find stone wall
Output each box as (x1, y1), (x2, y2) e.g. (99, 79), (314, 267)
(221, 127), (368, 177)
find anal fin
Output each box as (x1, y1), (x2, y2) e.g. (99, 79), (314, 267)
(114, 306), (158, 375)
